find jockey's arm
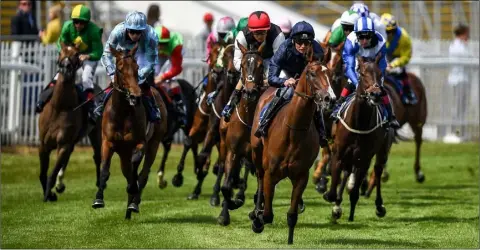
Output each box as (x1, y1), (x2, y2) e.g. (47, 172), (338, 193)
(100, 25), (122, 81)
(328, 26), (344, 48)
(233, 31), (247, 72)
(342, 39), (359, 86)
(205, 32), (216, 63)
(268, 42), (288, 87)
(390, 30), (412, 68)
(377, 44), (388, 79)
(272, 32), (285, 54)
(56, 22), (71, 51)
(88, 27), (104, 61)
(160, 45), (183, 81)
(138, 28), (159, 84)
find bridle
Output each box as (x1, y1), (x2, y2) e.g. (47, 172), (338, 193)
(240, 50), (265, 102)
(112, 53), (141, 106)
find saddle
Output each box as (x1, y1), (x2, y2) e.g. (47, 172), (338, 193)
(385, 75), (404, 97)
(334, 93), (388, 123)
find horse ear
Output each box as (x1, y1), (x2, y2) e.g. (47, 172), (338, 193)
(109, 44), (119, 57)
(257, 41), (266, 54)
(218, 38), (226, 48)
(375, 53), (382, 64)
(60, 42), (66, 51)
(305, 45), (314, 62)
(322, 46), (331, 65)
(357, 56), (364, 70)
(130, 42), (139, 56)
(237, 40), (247, 54)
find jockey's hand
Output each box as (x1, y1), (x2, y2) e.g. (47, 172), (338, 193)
(154, 75), (163, 85)
(79, 54), (90, 62)
(283, 78), (296, 87)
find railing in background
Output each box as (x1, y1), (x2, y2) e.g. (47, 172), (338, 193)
(1, 39), (479, 146)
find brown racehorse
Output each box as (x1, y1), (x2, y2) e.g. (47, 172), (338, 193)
(91, 43), (168, 219)
(38, 43), (102, 202)
(249, 46), (333, 244)
(181, 42), (223, 199)
(216, 41), (266, 226)
(323, 55), (393, 223)
(312, 41), (428, 195)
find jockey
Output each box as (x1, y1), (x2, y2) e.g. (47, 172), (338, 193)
(254, 21), (328, 146)
(221, 11), (285, 122)
(35, 4), (103, 121)
(224, 17), (249, 44)
(153, 25), (188, 126)
(277, 17), (292, 38)
(205, 16), (236, 64)
(333, 16), (400, 129)
(328, 10), (360, 48)
(381, 13), (417, 105)
(350, 2), (387, 39)
(94, 11), (162, 123)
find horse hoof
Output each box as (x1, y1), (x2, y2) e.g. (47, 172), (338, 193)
(251, 217), (264, 234)
(46, 193), (58, 202)
(332, 205), (342, 220)
(158, 180), (168, 189)
(125, 210), (132, 220)
(376, 205), (386, 218)
(323, 192), (335, 203)
(187, 193), (199, 200)
(217, 215), (230, 226)
(315, 182), (327, 194)
(210, 195), (220, 207)
(381, 172), (390, 182)
(172, 174), (184, 187)
(127, 203), (139, 213)
(298, 203), (306, 214)
(55, 183), (66, 194)
(234, 194), (245, 209)
(416, 172), (425, 183)
(248, 210), (256, 221)
(92, 199), (105, 209)
(213, 164), (219, 176)
(364, 191), (371, 198)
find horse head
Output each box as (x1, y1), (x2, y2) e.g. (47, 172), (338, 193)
(237, 40), (265, 102)
(357, 54), (383, 106)
(206, 42), (224, 80)
(222, 43), (239, 85)
(57, 42), (82, 81)
(109, 42), (142, 106)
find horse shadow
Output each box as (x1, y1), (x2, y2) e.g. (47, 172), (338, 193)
(389, 215), (479, 224)
(141, 214), (217, 224)
(320, 238), (430, 248)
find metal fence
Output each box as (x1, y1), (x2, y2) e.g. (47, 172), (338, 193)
(1, 39), (479, 146)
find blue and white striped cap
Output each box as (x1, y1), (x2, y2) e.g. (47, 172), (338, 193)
(354, 16), (375, 33)
(350, 3), (370, 17)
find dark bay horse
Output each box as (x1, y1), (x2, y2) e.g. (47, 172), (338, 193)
(323, 55), (393, 223)
(249, 47), (333, 244)
(38, 43), (101, 202)
(91, 44), (168, 219)
(216, 41), (266, 226)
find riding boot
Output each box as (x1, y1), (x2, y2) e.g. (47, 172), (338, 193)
(93, 86), (113, 121)
(35, 81), (57, 113)
(313, 109), (329, 148)
(221, 89), (241, 122)
(206, 91), (218, 105)
(384, 100), (400, 129)
(402, 79), (418, 105)
(172, 92), (187, 126)
(254, 94), (283, 138)
(141, 85), (162, 122)
(331, 82), (355, 120)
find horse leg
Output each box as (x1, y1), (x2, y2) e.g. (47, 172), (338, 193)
(331, 170), (349, 223)
(217, 151), (241, 226)
(196, 125), (216, 173)
(366, 169), (376, 198)
(156, 141), (170, 189)
(250, 168), (265, 232)
(92, 140), (114, 209)
(39, 145), (50, 200)
(373, 161), (387, 218)
(139, 140), (161, 203)
(210, 161), (224, 207)
(411, 123), (425, 183)
(261, 168), (279, 226)
(119, 150), (138, 219)
(54, 147), (76, 194)
(188, 148), (211, 200)
(87, 124), (102, 188)
(44, 145), (74, 202)
(348, 166), (367, 222)
(234, 159), (252, 207)
(287, 173), (309, 245)
(314, 147), (331, 194)
(172, 136), (190, 187)
(324, 152), (342, 203)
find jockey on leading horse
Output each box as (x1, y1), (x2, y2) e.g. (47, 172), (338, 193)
(94, 11), (162, 123)
(380, 13), (418, 105)
(153, 25), (188, 127)
(221, 10), (286, 122)
(253, 21), (329, 147)
(35, 4), (103, 122)
(332, 16), (400, 129)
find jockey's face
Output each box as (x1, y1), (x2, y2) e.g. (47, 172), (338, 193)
(127, 29), (142, 42)
(386, 29), (395, 41)
(252, 30), (267, 43)
(342, 24), (354, 37)
(357, 32), (372, 48)
(294, 39), (311, 54)
(158, 42), (168, 55)
(73, 19), (87, 32)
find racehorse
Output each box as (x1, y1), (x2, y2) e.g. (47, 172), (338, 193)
(249, 46), (333, 244)
(216, 41), (266, 226)
(38, 43), (102, 202)
(154, 77), (197, 189)
(322, 55), (392, 223)
(180, 42), (223, 200)
(91, 43), (168, 219)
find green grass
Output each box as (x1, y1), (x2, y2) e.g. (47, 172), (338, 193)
(1, 142), (479, 248)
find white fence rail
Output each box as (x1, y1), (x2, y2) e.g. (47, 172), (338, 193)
(1, 40), (479, 146)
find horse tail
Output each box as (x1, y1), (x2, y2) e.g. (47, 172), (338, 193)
(176, 78), (197, 125)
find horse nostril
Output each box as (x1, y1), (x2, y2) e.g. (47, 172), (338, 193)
(324, 96), (331, 103)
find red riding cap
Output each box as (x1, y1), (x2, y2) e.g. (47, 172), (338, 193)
(203, 12), (214, 22)
(248, 11), (271, 31)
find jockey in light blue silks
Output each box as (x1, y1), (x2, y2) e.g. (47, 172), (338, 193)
(93, 11), (162, 122)
(332, 16), (400, 129)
